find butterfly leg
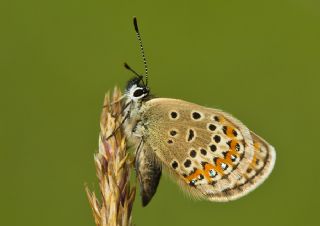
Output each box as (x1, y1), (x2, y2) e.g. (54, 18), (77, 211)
(105, 109), (131, 140)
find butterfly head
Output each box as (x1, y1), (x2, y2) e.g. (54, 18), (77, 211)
(126, 76), (150, 102)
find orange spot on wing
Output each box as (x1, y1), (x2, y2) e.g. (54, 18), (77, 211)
(203, 163), (220, 180)
(215, 158), (229, 174)
(186, 169), (202, 182)
(225, 151), (235, 165)
(229, 139), (241, 154)
(250, 155), (257, 168)
(250, 141), (262, 168)
(214, 115), (225, 123)
(254, 141), (261, 149)
(226, 126), (236, 138)
(229, 139), (238, 150)
(225, 139), (241, 165)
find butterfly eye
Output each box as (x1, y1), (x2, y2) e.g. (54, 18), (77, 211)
(133, 88), (144, 97)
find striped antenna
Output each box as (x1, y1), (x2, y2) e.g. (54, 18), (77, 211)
(133, 17), (149, 86)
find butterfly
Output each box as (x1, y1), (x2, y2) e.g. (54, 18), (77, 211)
(119, 17), (276, 206)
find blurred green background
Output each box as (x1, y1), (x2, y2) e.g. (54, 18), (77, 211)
(1, 0), (320, 225)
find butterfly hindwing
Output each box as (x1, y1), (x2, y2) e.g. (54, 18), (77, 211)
(141, 98), (275, 201)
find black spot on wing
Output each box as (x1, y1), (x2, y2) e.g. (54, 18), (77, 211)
(213, 135), (221, 143)
(200, 148), (207, 155)
(190, 150), (197, 158)
(170, 111), (178, 119)
(208, 124), (216, 131)
(184, 159), (192, 168)
(187, 129), (195, 142)
(210, 144), (217, 152)
(171, 161), (178, 169)
(192, 112), (202, 120)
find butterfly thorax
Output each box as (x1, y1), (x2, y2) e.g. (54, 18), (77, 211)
(123, 77), (150, 145)
(123, 99), (147, 143)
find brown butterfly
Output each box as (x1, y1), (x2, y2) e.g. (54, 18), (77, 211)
(121, 17), (276, 206)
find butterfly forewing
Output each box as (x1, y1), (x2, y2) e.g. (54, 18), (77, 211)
(141, 98), (275, 201)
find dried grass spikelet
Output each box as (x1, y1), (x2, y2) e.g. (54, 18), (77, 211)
(86, 87), (136, 226)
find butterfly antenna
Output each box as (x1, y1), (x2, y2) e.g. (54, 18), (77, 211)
(123, 62), (145, 85)
(133, 17), (149, 86)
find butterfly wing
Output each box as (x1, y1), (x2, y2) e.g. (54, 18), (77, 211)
(196, 131), (276, 201)
(135, 144), (162, 206)
(142, 98), (276, 201)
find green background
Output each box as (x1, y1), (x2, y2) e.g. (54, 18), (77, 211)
(1, 0), (319, 225)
